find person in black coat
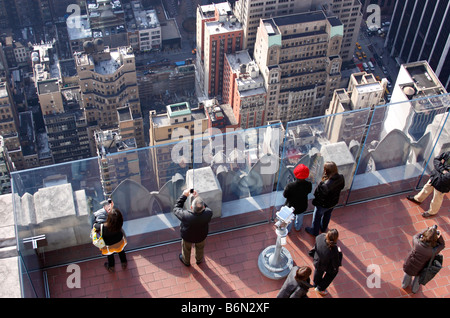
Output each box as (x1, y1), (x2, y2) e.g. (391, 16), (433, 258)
(173, 189), (213, 266)
(306, 161), (345, 237)
(277, 266), (314, 298)
(310, 229), (342, 296)
(407, 151), (450, 217)
(402, 226), (445, 293)
(283, 164), (312, 232)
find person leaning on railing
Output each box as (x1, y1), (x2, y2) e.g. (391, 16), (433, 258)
(407, 151), (450, 217)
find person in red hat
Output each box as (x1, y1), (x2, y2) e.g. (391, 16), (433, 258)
(283, 164), (312, 232)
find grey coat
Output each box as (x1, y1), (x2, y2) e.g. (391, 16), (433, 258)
(276, 266), (314, 298)
(403, 231), (445, 276)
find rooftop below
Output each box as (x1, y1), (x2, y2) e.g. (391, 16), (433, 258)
(167, 102), (191, 118)
(206, 19), (242, 35)
(272, 10), (326, 27)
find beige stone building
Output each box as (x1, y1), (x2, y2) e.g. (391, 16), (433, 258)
(253, 11), (343, 124)
(233, 0), (313, 54)
(325, 72), (387, 145)
(0, 135), (13, 194)
(149, 102), (208, 188)
(32, 42), (92, 164)
(75, 44), (145, 150)
(234, 0), (362, 61)
(95, 128), (140, 197)
(0, 81), (23, 170)
(321, 0), (363, 62)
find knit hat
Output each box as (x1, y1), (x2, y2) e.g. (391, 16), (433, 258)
(293, 164), (309, 179)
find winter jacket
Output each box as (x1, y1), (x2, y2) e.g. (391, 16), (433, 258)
(430, 151), (450, 193)
(94, 222), (124, 246)
(403, 231), (445, 277)
(173, 195), (213, 243)
(94, 222), (127, 255)
(283, 179), (312, 215)
(312, 233), (342, 273)
(276, 266), (314, 298)
(312, 174), (345, 208)
(93, 207), (108, 224)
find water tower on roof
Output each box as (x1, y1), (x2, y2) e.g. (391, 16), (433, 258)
(94, 38), (105, 52)
(83, 41), (95, 54)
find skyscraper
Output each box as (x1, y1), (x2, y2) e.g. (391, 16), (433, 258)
(32, 41), (92, 164)
(233, 0), (362, 61)
(195, 2), (244, 98)
(385, 0), (450, 91)
(325, 72), (387, 145)
(149, 102), (208, 188)
(253, 11), (343, 124)
(222, 50), (267, 129)
(233, 0), (311, 54)
(382, 61), (447, 142)
(320, 0), (363, 62)
(0, 80), (23, 170)
(74, 42), (145, 152)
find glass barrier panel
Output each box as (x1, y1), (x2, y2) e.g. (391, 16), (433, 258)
(276, 108), (373, 217)
(108, 142), (187, 250)
(11, 157), (104, 269)
(415, 97), (450, 189)
(347, 93), (450, 203)
(191, 124), (283, 232)
(18, 252), (46, 298)
(11, 142), (186, 269)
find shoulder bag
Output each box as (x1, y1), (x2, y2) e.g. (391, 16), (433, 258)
(92, 223), (106, 249)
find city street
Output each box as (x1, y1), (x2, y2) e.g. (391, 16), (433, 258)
(352, 25), (400, 99)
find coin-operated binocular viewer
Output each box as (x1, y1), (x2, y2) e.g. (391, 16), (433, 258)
(258, 206), (294, 279)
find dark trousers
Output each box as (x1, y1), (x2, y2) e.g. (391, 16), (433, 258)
(181, 239), (206, 265)
(107, 250), (127, 267)
(310, 206), (334, 236)
(313, 268), (338, 291)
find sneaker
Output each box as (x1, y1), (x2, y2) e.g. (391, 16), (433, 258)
(406, 195), (421, 205)
(421, 211), (432, 218)
(315, 287), (328, 296)
(121, 262), (128, 270)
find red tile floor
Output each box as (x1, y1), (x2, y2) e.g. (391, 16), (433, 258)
(47, 192), (450, 298)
